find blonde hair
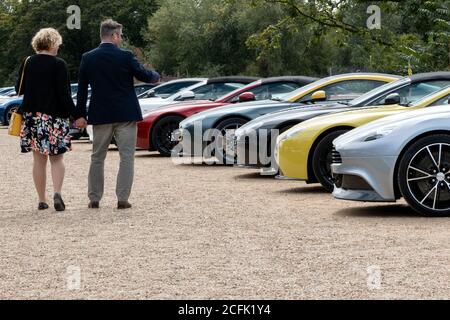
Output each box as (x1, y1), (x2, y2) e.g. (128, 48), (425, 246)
(31, 28), (62, 52)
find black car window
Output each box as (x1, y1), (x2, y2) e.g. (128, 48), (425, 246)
(429, 93), (450, 107)
(298, 80), (385, 103)
(229, 82), (301, 103)
(155, 81), (199, 95)
(191, 83), (245, 101)
(135, 85), (154, 96)
(371, 80), (450, 106)
(251, 82), (301, 100)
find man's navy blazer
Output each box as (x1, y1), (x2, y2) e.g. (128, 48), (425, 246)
(75, 43), (159, 125)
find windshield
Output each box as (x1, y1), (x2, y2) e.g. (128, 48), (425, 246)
(281, 77), (338, 102)
(168, 82), (206, 101)
(215, 80), (261, 102)
(410, 85), (450, 107)
(348, 77), (408, 106)
(191, 82), (245, 101)
(281, 75), (397, 102)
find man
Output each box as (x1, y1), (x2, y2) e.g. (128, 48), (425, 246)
(75, 19), (159, 210)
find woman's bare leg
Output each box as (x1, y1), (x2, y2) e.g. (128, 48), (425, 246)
(33, 151), (48, 203)
(49, 154), (65, 194)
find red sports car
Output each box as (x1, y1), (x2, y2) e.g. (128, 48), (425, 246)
(136, 76), (318, 156)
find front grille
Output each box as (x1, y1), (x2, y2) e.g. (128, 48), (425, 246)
(341, 174), (373, 191)
(331, 147), (342, 164)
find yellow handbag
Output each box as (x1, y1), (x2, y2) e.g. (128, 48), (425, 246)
(8, 112), (23, 136)
(8, 56), (29, 137)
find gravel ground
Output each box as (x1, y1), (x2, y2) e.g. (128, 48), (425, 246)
(0, 127), (448, 300)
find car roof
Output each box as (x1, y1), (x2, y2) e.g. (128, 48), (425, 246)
(164, 77), (207, 83)
(206, 76), (260, 84)
(260, 76), (319, 85)
(316, 72), (400, 79)
(409, 71), (450, 83)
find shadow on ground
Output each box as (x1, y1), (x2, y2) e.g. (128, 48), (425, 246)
(135, 152), (165, 158)
(334, 204), (423, 218)
(234, 172), (278, 180)
(277, 185), (328, 194)
(71, 139), (91, 144)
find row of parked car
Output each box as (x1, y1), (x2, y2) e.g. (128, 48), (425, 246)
(2, 71), (450, 216)
(132, 72), (450, 217)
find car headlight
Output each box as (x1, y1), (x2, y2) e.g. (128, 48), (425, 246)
(277, 127), (304, 144)
(363, 126), (397, 142)
(180, 116), (206, 130)
(239, 123), (263, 136)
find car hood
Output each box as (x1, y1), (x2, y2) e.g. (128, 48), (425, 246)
(238, 102), (352, 128)
(0, 96), (11, 105)
(139, 97), (185, 113)
(180, 99), (288, 124)
(0, 96), (22, 106)
(300, 104), (409, 128)
(142, 100), (223, 119)
(139, 96), (165, 104)
(335, 105), (450, 145)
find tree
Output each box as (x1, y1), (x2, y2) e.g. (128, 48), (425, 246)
(0, 0), (159, 86)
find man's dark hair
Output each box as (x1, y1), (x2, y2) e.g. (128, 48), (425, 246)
(100, 19), (123, 38)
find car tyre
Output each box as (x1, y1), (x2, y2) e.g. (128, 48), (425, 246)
(312, 129), (349, 192)
(151, 115), (184, 157)
(398, 134), (450, 216)
(214, 117), (248, 164)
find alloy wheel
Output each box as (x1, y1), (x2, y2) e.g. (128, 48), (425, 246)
(406, 143), (450, 212)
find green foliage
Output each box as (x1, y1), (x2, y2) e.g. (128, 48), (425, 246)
(146, 0), (256, 76)
(0, 0), (449, 85)
(0, 0), (158, 86)
(146, 0), (449, 78)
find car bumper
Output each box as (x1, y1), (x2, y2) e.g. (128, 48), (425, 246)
(235, 133), (273, 168)
(0, 107), (5, 124)
(136, 120), (152, 149)
(178, 124), (215, 157)
(275, 139), (310, 180)
(331, 155), (398, 202)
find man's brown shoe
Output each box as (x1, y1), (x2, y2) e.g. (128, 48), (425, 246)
(88, 201), (100, 209)
(117, 201), (132, 210)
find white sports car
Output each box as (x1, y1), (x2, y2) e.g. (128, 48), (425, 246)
(138, 76), (258, 114)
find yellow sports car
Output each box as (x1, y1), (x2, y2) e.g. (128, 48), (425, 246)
(275, 85), (450, 191)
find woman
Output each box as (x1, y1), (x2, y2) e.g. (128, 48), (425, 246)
(16, 28), (76, 212)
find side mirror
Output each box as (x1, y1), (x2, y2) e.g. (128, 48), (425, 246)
(311, 90), (327, 102)
(238, 92), (256, 102)
(384, 93), (401, 105)
(179, 90), (195, 100)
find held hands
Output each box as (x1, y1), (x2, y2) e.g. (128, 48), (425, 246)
(75, 117), (87, 129)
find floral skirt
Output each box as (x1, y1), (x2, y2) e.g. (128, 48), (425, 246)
(20, 112), (72, 156)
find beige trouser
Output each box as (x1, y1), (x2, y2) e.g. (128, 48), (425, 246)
(88, 121), (137, 202)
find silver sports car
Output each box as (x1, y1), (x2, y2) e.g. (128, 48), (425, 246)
(331, 103), (450, 216)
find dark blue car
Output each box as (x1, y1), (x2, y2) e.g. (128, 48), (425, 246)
(0, 96), (23, 125)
